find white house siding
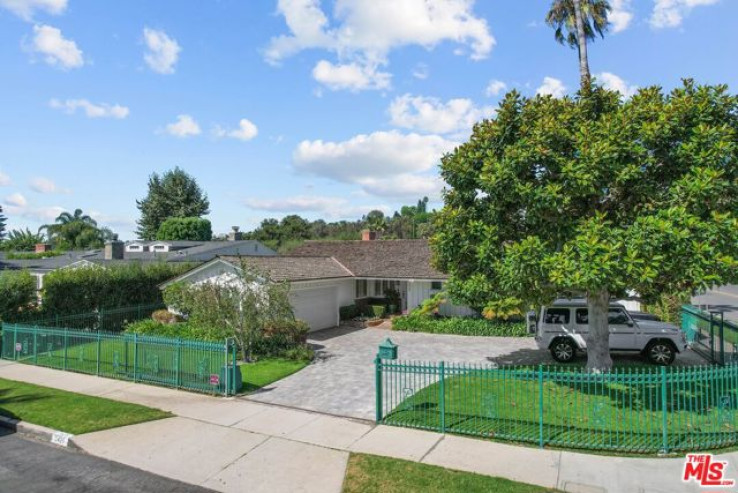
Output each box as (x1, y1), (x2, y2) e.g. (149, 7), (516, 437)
(406, 280), (477, 317)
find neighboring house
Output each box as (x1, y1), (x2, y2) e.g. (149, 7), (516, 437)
(160, 233), (475, 332)
(0, 237), (276, 291)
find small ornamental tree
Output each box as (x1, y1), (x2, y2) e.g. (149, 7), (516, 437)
(433, 81), (738, 371)
(164, 261), (295, 360)
(157, 217), (213, 241)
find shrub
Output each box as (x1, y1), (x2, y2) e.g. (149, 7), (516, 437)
(0, 270), (37, 322)
(339, 304), (359, 321)
(255, 319), (310, 357)
(6, 251), (64, 260)
(151, 309), (182, 324)
(42, 262), (195, 316)
(392, 314), (527, 337)
(156, 217), (212, 241)
(283, 345), (315, 361)
(384, 288), (401, 313)
(124, 319), (226, 342)
(371, 305), (386, 319)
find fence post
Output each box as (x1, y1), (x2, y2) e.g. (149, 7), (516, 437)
(710, 312), (716, 363)
(63, 329), (68, 371)
(96, 331), (101, 376)
(439, 361), (446, 433)
(719, 312), (725, 366)
(375, 355), (383, 423)
(661, 366), (668, 453)
(12, 325), (17, 361)
(232, 341), (237, 395)
(224, 338), (229, 397)
(33, 328), (38, 365)
(538, 365), (544, 449)
(133, 334), (138, 382)
(176, 338), (182, 388)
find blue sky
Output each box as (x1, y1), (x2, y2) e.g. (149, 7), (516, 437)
(0, 0), (736, 240)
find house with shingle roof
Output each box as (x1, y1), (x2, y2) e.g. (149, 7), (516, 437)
(161, 233), (474, 332)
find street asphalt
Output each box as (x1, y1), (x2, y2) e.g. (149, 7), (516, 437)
(0, 428), (213, 493)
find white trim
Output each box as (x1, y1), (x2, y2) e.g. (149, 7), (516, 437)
(159, 258), (236, 289)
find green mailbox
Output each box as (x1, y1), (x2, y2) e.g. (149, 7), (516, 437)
(378, 338), (398, 360)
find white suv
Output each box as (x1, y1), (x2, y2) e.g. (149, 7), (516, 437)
(528, 300), (688, 365)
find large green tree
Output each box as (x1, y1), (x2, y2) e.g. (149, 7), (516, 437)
(433, 82), (738, 371)
(0, 228), (45, 251)
(136, 167), (210, 240)
(546, 0), (611, 90)
(41, 209), (113, 250)
(157, 217), (213, 241)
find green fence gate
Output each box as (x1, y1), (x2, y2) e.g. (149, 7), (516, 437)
(375, 358), (738, 454)
(1, 324), (240, 396)
(681, 304), (738, 365)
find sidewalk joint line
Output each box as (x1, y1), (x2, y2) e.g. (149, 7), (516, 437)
(418, 433), (445, 463)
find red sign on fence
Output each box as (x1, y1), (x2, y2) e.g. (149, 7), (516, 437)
(209, 374), (220, 386)
(15, 343), (22, 352)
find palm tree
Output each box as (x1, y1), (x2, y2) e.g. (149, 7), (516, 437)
(546, 0), (611, 90)
(41, 208), (106, 249)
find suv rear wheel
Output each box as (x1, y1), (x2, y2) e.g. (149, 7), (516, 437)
(550, 338), (577, 363)
(645, 340), (676, 365)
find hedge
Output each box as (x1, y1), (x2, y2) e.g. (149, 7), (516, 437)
(0, 270), (37, 322)
(42, 262), (196, 316)
(392, 314), (528, 337)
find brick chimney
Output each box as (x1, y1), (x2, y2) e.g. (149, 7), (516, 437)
(228, 226), (243, 242)
(104, 236), (124, 260)
(35, 243), (52, 253)
(361, 230), (377, 241)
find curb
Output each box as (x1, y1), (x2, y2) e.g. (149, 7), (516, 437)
(0, 415), (79, 449)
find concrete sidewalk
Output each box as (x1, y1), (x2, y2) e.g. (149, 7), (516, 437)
(0, 359), (722, 493)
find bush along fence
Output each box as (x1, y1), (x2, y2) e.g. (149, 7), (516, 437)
(375, 358), (738, 454)
(681, 304), (738, 365)
(1, 323), (241, 396)
(9, 303), (166, 333)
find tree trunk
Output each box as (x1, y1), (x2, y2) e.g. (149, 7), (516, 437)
(586, 288), (612, 372)
(573, 0), (591, 91)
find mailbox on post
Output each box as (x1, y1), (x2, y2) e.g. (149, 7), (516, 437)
(378, 338), (398, 360)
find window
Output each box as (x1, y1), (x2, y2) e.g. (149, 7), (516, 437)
(355, 280), (367, 298)
(544, 308), (570, 324)
(608, 309), (630, 325)
(575, 309), (588, 325)
(431, 281), (443, 291)
(374, 280), (382, 295)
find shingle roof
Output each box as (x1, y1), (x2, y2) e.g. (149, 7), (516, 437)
(219, 255), (353, 282)
(288, 239), (447, 279)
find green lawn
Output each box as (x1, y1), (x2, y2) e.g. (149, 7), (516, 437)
(342, 453), (556, 493)
(240, 358), (310, 393)
(0, 377), (171, 435)
(384, 367), (738, 453)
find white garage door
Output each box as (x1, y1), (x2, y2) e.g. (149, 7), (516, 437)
(290, 286), (338, 332)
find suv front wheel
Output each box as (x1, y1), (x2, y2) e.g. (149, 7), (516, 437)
(645, 340), (676, 366)
(550, 338), (577, 363)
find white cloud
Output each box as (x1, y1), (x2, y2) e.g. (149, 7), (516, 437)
(89, 211), (136, 229)
(49, 98), (129, 119)
(389, 94), (494, 135)
(312, 59), (391, 91)
(213, 118), (259, 141)
(143, 28), (180, 74)
(650, 0), (719, 29)
(0, 0), (66, 21)
(536, 76), (567, 98)
(485, 79), (507, 97)
(596, 72), (638, 98)
(244, 195), (391, 219)
(30, 24), (83, 69)
(29, 176), (70, 194)
(0, 171), (10, 186)
(293, 130), (456, 198)
(266, 0), (494, 91)
(164, 115), (201, 138)
(4, 192), (27, 207)
(609, 0), (634, 32)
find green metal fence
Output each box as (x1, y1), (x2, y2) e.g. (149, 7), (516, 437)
(681, 304), (738, 365)
(1, 324), (240, 396)
(10, 303), (166, 332)
(376, 358), (738, 453)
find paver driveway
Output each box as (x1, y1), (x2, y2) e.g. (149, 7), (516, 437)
(244, 326), (705, 420)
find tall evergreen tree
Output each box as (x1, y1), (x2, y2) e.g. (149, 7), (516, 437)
(136, 167), (210, 240)
(0, 205), (6, 241)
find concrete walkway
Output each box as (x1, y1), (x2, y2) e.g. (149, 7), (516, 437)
(0, 359), (724, 493)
